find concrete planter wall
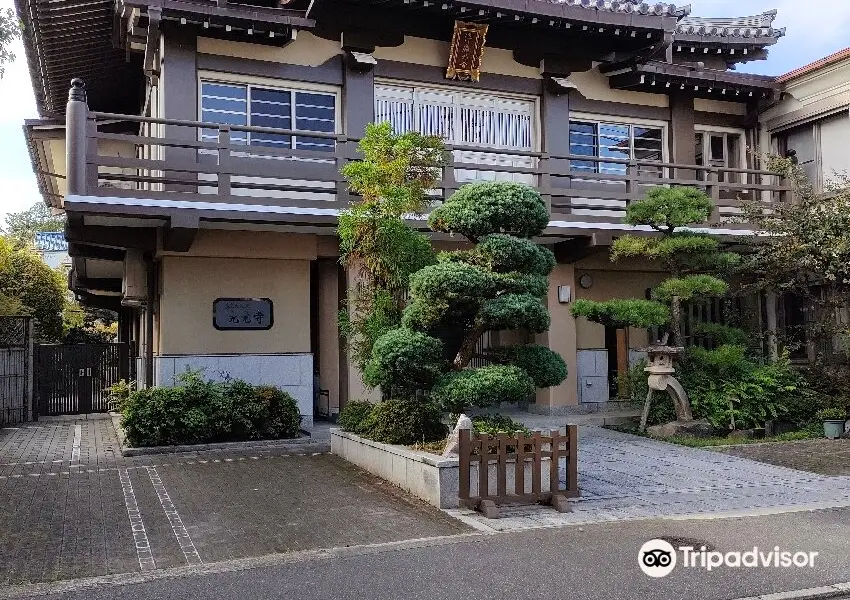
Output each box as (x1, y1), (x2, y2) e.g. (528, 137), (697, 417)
(331, 429), (553, 509)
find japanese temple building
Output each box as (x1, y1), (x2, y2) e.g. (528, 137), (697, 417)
(18, 0), (829, 425)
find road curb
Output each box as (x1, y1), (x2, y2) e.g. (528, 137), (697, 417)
(120, 438), (330, 456)
(732, 581), (850, 600)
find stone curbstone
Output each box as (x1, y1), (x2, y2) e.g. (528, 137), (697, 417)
(729, 582), (850, 600)
(121, 436), (329, 456)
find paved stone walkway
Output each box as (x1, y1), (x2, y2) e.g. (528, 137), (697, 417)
(711, 438), (850, 476)
(0, 417), (467, 585)
(449, 426), (850, 532)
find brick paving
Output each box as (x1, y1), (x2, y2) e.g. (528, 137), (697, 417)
(711, 438), (850, 477)
(0, 417), (467, 585)
(449, 426), (850, 532)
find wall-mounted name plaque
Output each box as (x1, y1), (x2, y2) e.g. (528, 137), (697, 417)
(213, 298), (274, 330)
(446, 21), (488, 82)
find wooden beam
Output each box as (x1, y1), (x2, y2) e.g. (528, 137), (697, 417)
(65, 225), (157, 250)
(162, 214), (199, 252)
(68, 242), (126, 262)
(553, 233), (612, 264)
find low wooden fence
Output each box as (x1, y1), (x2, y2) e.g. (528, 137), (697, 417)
(458, 424), (578, 518)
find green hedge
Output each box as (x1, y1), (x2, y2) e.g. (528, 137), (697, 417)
(121, 371), (301, 447)
(338, 398), (447, 444)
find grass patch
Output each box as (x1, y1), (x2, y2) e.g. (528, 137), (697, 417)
(606, 424), (822, 447)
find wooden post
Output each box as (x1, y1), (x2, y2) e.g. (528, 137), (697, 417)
(531, 431), (541, 495)
(496, 432), (507, 498)
(217, 126), (231, 197)
(549, 430), (560, 495)
(566, 424), (579, 497)
(478, 433), (489, 501)
(515, 431), (526, 495)
(66, 79), (89, 196)
(616, 328), (629, 399)
(458, 428), (470, 503)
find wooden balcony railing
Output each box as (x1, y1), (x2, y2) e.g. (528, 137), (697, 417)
(64, 83), (792, 228)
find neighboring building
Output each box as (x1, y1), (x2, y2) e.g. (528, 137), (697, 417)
(760, 48), (850, 193)
(18, 0), (794, 423)
(33, 231), (70, 270)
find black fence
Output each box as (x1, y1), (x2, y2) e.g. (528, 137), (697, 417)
(36, 343), (129, 415)
(0, 316), (34, 425)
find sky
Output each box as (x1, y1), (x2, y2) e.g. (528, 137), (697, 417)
(1, 0), (849, 224)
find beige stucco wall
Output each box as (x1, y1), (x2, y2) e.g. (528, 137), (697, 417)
(157, 255), (311, 355)
(761, 58), (850, 131)
(694, 98), (747, 116)
(570, 68), (669, 107)
(197, 33), (342, 66)
(159, 229), (318, 260)
(374, 35), (541, 80)
(536, 263), (578, 407)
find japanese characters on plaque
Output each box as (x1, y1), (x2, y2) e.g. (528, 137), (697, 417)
(213, 298), (274, 330)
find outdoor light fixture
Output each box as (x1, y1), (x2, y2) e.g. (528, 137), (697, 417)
(557, 286), (572, 304)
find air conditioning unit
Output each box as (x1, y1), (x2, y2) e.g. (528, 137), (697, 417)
(122, 249), (147, 307)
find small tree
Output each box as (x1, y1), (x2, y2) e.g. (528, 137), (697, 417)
(363, 181), (567, 413)
(0, 237), (66, 340)
(743, 159), (850, 368)
(0, 8), (20, 79)
(338, 122), (445, 373)
(573, 187), (737, 348)
(3, 202), (66, 248)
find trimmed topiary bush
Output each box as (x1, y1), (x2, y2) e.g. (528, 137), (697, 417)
(337, 400), (375, 434)
(121, 371), (301, 447)
(362, 328), (445, 396)
(431, 365), (535, 414)
(358, 398), (447, 444)
(489, 344), (568, 388)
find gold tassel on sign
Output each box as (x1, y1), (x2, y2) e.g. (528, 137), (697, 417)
(446, 21), (488, 82)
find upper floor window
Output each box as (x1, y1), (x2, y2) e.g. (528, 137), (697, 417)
(569, 120), (664, 176)
(375, 84), (536, 151)
(695, 129), (743, 182)
(199, 80), (336, 152)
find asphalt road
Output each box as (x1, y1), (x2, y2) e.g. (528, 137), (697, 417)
(4, 507), (850, 600)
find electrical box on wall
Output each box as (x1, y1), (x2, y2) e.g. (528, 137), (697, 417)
(557, 285), (572, 303)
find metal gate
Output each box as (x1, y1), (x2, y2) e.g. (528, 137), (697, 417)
(0, 317), (34, 425)
(36, 344), (129, 415)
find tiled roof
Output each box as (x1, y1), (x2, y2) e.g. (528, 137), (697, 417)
(34, 231), (68, 253)
(677, 10), (784, 39)
(549, 0), (690, 18)
(777, 47), (850, 82)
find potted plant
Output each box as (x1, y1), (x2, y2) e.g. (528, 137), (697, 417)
(816, 408), (848, 440)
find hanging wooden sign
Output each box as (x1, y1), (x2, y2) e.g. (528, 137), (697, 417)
(446, 21), (488, 82)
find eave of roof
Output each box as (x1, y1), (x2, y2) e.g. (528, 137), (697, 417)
(777, 47), (850, 83)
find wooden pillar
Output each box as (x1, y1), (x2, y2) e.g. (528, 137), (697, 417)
(765, 291), (779, 362)
(342, 58), (375, 139)
(670, 93), (696, 179)
(65, 79), (89, 196)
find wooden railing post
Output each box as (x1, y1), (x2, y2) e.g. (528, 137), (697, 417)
(458, 428), (470, 503)
(479, 434), (489, 501)
(566, 424), (578, 497)
(515, 431), (526, 495)
(217, 125), (231, 197)
(442, 146), (456, 202)
(705, 169), (721, 223)
(538, 152), (551, 214)
(66, 78), (89, 195)
(549, 429), (560, 496)
(625, 161), (637, 205)
(496, 432), (507, 498)
(335, 135), (350, 204)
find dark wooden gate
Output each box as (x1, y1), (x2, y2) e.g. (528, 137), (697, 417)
(36, 344), (129, 415)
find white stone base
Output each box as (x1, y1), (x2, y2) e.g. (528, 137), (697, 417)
(154, 353), (313, 429)
(330, 429), (554, 509)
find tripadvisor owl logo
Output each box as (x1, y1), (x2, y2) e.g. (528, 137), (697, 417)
(639, 539), (677, 577)
(639, 539), (820, 578)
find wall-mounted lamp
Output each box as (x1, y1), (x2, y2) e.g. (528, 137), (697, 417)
(557, 285), (572, 304)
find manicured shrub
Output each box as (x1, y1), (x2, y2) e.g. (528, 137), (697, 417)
(471, 413), (532, 436)
(432, 365), (535, 414)
(121, 371), (301, 447)
(358, 398), (447, 444)
(337, 400), (375, 434)
(489, 344), (567, 388)
(362, 328), (445, 396)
